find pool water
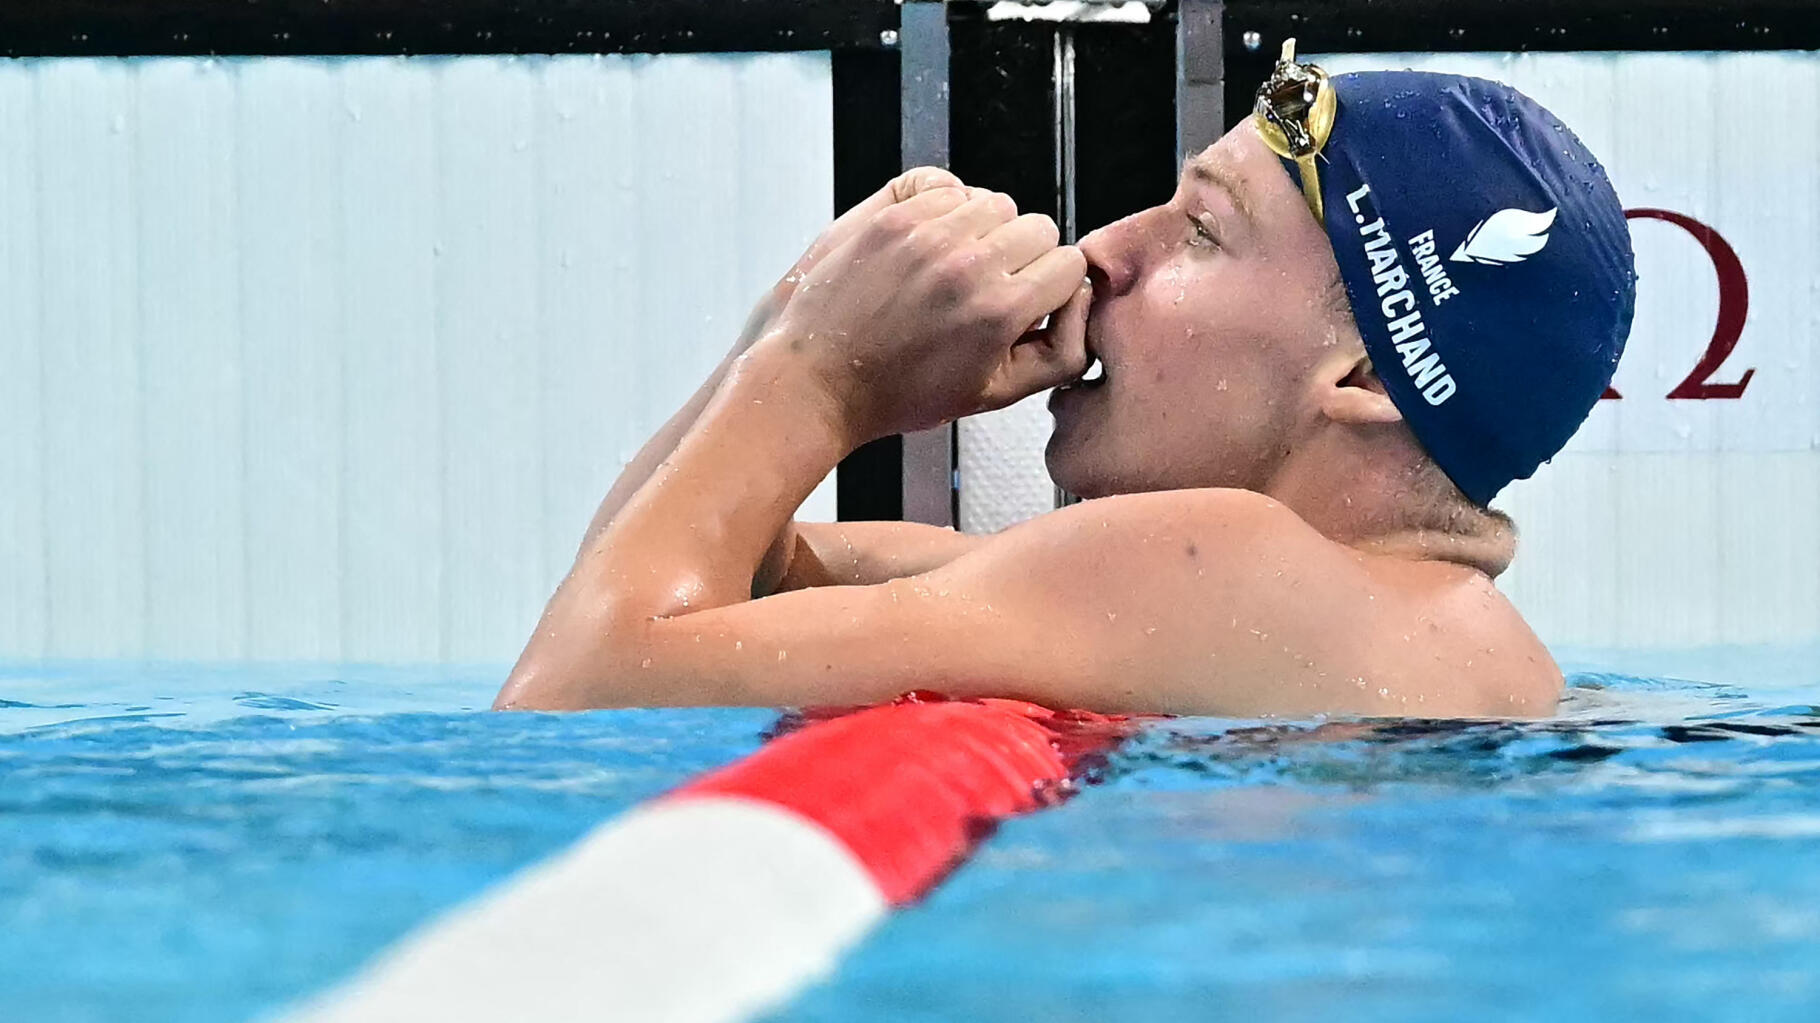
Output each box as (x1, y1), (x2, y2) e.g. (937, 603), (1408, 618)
(3, 652), (1818, 1023)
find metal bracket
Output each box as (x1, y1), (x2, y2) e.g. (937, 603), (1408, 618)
(1176, 0), (1224, 165)
(899, 0), (958, 526)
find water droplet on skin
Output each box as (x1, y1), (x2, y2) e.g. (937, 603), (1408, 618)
(640, 658), (651, 668)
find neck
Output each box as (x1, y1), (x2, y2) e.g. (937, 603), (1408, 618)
(1261, 426), (1517, 578)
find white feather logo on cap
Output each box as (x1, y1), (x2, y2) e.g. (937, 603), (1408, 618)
(1450, 207), (1558, 265)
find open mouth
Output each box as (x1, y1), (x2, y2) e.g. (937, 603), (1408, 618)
(1059, 337), (1107, 392)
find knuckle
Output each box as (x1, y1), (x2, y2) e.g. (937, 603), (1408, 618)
(977, 291), (1020, 327)
(911, 226), (954, 262)
(874, 204), (919, 235)
(933, 250), (978, 287)
(920, 256), (972, 302)
(1025, 213), (1060, 248)
(917, 166), (963, 189)
(895, 166), (944, 198)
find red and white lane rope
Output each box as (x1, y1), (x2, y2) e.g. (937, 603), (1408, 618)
(283, 696), (1129, 1023)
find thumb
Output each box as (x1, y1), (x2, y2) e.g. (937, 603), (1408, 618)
(979, 277), (1093, 412)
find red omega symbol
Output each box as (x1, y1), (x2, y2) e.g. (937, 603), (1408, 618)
(1604, 208), (1754, 401)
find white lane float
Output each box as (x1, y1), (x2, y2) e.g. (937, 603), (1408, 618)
(282, 696), (1129, 1023)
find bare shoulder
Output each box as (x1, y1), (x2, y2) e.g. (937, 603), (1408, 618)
(962, 487), (1560, 718)
(1366, 558), (1564, 718)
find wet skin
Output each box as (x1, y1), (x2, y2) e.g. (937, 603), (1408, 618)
(495, 123), (1562, 718)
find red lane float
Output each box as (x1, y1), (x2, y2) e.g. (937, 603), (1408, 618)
(285, 696), (1129, 1023)
(679, 695), (1123, 904)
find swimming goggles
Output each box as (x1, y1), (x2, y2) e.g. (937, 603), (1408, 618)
(1251, 38), (1336, 222)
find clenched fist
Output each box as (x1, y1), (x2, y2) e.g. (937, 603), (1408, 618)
(760, 168), (1092, 443)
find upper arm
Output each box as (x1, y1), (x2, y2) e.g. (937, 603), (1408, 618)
(767, 520), (989, 592)
(565, 489), (1407, 714)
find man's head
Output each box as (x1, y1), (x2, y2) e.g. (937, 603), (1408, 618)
(1047, 64), (1636, 514)
(1046, 124), (1361, 499)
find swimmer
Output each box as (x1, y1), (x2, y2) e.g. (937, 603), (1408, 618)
(495, 47), (1635, 718)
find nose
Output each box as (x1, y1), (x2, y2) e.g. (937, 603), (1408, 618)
(1078, 207), (1160, 298)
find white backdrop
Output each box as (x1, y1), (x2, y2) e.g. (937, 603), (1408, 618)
(0, 53), (835, 663)
(958, 50), (1820, 649)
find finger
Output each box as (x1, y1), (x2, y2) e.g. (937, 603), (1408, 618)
(791, 168), (965, 277)
(848, 168), (964, 227)
(981, 277), (1094, 409)
(881, 185), (971, 228)
(1006, 245), (1090, 330)
(980, 213), (1061, 274)
(891, 166), (965, 202)
(938, 189), (1019, 239)
(850, 185), (970, 255)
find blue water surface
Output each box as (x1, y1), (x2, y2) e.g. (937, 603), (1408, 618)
(3, 651), (1819, 1023)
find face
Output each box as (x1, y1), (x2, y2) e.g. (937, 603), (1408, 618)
(1046, 122), (1355, 498)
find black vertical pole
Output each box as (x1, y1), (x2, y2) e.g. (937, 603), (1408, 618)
(833, 47), (908, 521)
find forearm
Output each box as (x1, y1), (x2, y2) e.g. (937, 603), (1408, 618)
(500, 339), (850, 708)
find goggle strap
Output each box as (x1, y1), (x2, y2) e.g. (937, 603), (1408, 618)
(1295, 154), (1324, 221)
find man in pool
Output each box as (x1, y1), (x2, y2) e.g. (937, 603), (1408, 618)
(495, 46), (1635, 718)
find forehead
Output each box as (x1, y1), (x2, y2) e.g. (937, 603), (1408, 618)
(1181, 124), (1312, 227)
(1183, 123), (1334, 253)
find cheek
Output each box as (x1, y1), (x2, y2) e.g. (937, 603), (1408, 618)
(1123, 256), (1309, 404)
(1139, 259), (1207, 320)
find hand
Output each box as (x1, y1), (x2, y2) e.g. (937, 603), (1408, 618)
(735, 167), (968, 356)
(763, 185), (1091, 442)
(784, 167), (967, 291)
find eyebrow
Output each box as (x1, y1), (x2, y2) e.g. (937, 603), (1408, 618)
(1184, 155), (1255, 226)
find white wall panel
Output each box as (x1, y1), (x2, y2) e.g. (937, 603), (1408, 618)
(0, 60), (46, 656)
(138, 59), (248, 660)
(434, 58), (546, 665)
(240, 59), (348, 661)
(36, 60), (147, 659)
(0, 53), (833, 663)
(338, 59), (442, 663)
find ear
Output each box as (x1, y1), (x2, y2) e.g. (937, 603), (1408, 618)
(1319, 355), (1404, 425)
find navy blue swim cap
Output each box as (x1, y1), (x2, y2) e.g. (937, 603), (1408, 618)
(1284, 71), (1636, 504)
